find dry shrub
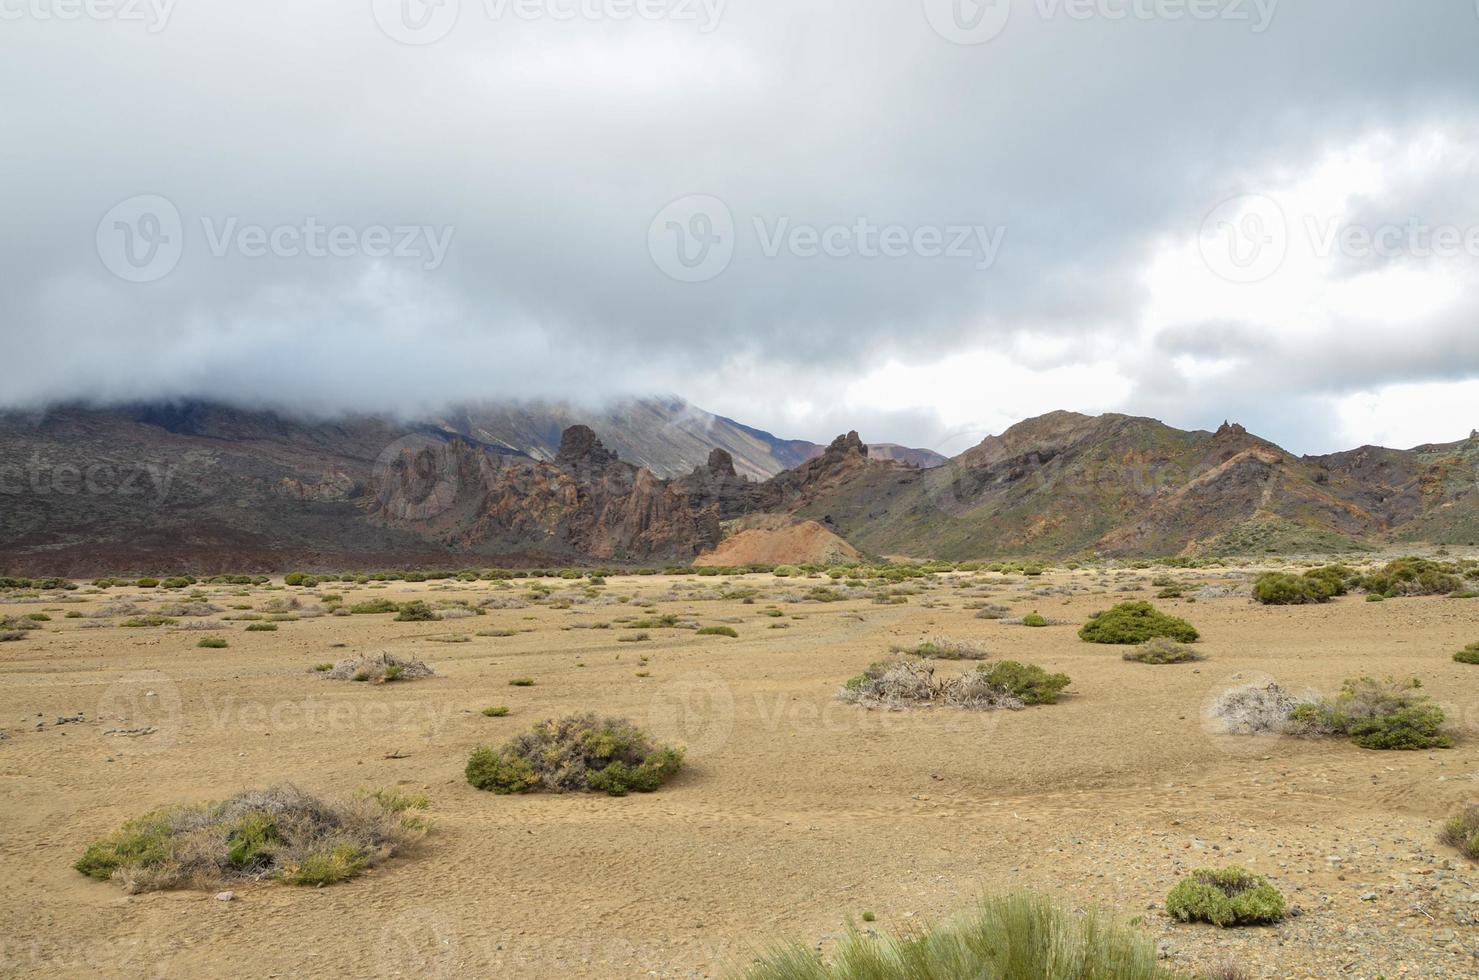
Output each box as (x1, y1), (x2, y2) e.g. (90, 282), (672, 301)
(156, 602), (222, 617)
(892, 637), (992, 660)
(841, 659), (1068, 710)
(841, 660), (942, 708)
(319, 652), (434, 683)
(1208, 682), (1300, 736)
(1439, 805), (1479, 861)
(91, 601), (145, 618)
(1123, 637), (1203, 665)
(74, 785), (427, 892)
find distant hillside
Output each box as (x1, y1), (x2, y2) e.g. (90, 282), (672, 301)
(765, 413), (1479, 559)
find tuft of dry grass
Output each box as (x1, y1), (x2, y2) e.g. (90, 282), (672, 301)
(318, 652), (434, 683)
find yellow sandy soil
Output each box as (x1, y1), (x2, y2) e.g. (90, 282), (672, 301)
(1, 566), (1477, 978)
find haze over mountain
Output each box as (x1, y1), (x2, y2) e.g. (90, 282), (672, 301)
(0, 400), (1472, 575)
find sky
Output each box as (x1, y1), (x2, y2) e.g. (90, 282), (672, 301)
(4, 0), (1479, 455)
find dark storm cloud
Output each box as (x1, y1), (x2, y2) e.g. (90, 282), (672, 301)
(2, 0), (1478, 452)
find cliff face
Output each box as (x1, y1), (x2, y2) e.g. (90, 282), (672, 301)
(365, 426), (723, 561)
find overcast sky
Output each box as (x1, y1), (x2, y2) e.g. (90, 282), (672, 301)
(4, 0), (1479, 455)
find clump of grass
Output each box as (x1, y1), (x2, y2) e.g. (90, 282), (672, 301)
(318, 652), (434, 684)
(973, 604), (1011, 620)
(1438, 805), (1479, 861)
(196, 637), (229, 649)
(741, 892), (1183, 979)
(1165, 867), (1286, 927)
(1122, 637), (1202, 665)
(892, 637), (990, 661)
(696, 626), (738, 638)
(482, 706), (510, 717)
(1289, 676), (1451, 750)
(393, 601), (438, 622)
(121, 616), (178, 628)
(1021, 612), (1048, 628)
(73, 785), (426, 892)
(465, 714), (682, 797)
(509, 677), (535, 687)
(1079, 601), (1198, 645)
(1454, 642), (1479, 665)
(618, 632), (650, 643)
(244, 622), (278, 632)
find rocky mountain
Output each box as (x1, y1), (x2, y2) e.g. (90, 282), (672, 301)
(0, 402), (1473, 574)
(427, 396), (941, 480)
(768, 413), (1479, 559)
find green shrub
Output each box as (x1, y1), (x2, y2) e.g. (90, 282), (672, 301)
(482, 706), (511, 717)
(509, 677), (535, 687)
(696, 625), (738, 638)
(1360, 557), (1462, 598)
(741, 892), (1184, 979)
(245, 622), (278, 632)
(1021, 612), (1048, 628)
(1439, 805), (1479, 861)
(1252, 572), (1331, 605)
(975, 660), (1071, 705)
(1078, 602), (1198, 645)
(283, 572), (309, 587)
(196, 637), (229, 649)
(121, 616), (177, 628)
(1454, 642), (1479, 665)
(1290, 676), (1451, 750)
(135, 578), (160, 588)
(394, 601), (438, 622)
(465, 714), (682, 796)
(1122, 637), (1202, 664)
(347, 598), (400, 615)
(1165, 867), (1286, 927)
(892, 637), (990, 661)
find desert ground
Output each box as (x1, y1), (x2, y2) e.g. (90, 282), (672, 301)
(2, 561), (1478, 978)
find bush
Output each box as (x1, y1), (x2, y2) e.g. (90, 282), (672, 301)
(1122, 637), (1202, 664)
(696, 625), (738, 638)
(508, 677), (535, 687)
(1360, 557), (1462, 598)
(1439, 805), (1479, 861)
(348, 598), (400, 615)
(319, 652), (434, 683)
(1207, 682), (1300, 736)
(394, 601), (438, 622)
(892, 637), (991, 661)
(1454, 642), (1479, 665)
(74, 785), (426, 892)
(196, 637), (229, 649)
(973, 660), (1071, 705)
(482, 706), (510, 717)
(1165, 867), (1286, 927)
(1021, 612), (1048, 628)
(1290, 676), (1451, 750)
(1252, 572), (1330, 605)
(1079, 602), (1198, 645)
(465, 714), (682, 796)
(741, 892), (1183, 980)
(121, 616), (177, 628)
(244, 622), (278, 632)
